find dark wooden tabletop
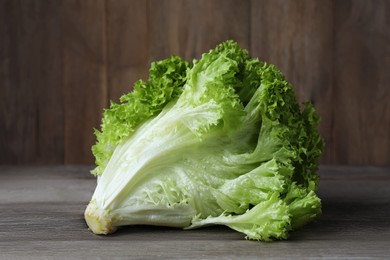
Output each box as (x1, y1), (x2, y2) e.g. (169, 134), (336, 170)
(0, 165), (389, 259)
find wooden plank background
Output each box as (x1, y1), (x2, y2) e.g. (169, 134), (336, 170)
(0, 0), (389, 166)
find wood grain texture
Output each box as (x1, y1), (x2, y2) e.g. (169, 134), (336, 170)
(331, 0), (390, 165)
(62, 0), (108, 164)
(250, 0), (334, 163)
(106, 0), (149, 102)
(0, 166), (389, 258)
(0, 0), (64, 164)
(0, 0), (389, 165)
(148, 0), (250, 61)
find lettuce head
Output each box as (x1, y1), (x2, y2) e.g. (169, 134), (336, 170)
(84, 41), (323, 241)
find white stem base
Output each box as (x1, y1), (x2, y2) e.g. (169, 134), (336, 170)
(84, 200), (117, 235)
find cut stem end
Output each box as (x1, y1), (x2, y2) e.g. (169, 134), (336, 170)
(84, 200), (117, 235)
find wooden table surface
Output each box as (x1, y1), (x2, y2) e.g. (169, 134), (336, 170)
(0, 166), (389, 259)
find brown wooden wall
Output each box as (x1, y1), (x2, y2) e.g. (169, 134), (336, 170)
(1, 0), (389, 166)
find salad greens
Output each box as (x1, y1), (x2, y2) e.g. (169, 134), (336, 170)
(85, 41), (323, 241)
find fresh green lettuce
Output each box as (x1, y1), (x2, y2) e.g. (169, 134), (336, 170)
(85, 41), (323, 241)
